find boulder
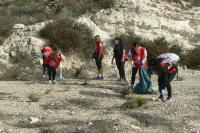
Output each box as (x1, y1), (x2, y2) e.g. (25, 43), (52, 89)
(13, 24), (26, 29)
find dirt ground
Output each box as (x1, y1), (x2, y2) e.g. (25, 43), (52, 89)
(0, 69), (199, 133)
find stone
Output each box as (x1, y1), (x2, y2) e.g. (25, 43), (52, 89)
(28, 117), (40, 124)
(131, 125), (141, 130)
(13, 24), (26, 29)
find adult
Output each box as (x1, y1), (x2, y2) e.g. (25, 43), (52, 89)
(111, 37), (127, 82)
(155, 53), (180, 102)
(129, 41), (148, 88)
(94, 35), (104, 80)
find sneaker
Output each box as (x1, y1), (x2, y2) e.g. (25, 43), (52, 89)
(48, 80), (52, 84)
(166, 97), (172, 102)
(43, 75), (46, 79)
(60, 76), (64, 80)
(52, 80), (57, 84)
(99, 76), (104, 80)
(156, 96), (165, 102)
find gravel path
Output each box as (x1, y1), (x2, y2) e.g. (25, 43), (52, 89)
(0, 69), (199, 133)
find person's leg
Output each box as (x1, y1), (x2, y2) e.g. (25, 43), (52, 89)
(121, 62), (126, 81)
(115, 59), (122, 80)
(99, 59), (103, 78)
(43, 65), (46, 76)
(158, 75), (165, 100)
(131, 67), (138, 86)
(52, 68), (57, 81)
(166, 72), (177, 99)
(95, 58), (100, 78)
(47, 65), (52, 83)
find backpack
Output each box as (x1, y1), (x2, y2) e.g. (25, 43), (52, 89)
(133, 68), (153, 94)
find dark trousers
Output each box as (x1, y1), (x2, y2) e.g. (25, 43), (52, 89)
(158, 66), (177, 98)
(42, 64), (48, 75)
(48, 66), (56, 80)
(95, 58), (102, 70)
(131, 67), (141, 85)
(115, 59), (126, 80)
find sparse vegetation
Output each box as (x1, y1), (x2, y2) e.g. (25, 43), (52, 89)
(28, 93), (40, 102)
(40, 18), (94, 55)
(45, 89), (52, 94)
(2, 66), (22, 80)
(10, 50), (34, 68)
(181, 46), (200, 69)
(122, 96), (152, 109)
(121, 87), (131, 97)
(176, 76), (184, 81)
(60, 0), (115, 16)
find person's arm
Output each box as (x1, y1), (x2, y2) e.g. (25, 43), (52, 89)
(122, 49), (125, 62)
(111, 55), (115, 65)
(121, 43), (126, 62)
(141, 49), (147, 66)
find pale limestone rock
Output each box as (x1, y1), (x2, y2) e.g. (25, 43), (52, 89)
(13, 24), (25, 29)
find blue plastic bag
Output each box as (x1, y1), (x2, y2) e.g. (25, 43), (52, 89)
(133, 69), (153, 94)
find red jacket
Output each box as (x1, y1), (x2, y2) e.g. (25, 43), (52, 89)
(95, 41), (104, 59)
(161, 63), (177, 74)
(46, 53), (62, 68)
(130, 46), (148, 69)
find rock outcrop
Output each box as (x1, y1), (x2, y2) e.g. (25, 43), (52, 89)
(91, 0), (200, 49)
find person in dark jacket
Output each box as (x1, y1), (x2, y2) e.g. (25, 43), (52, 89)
(111, 37), (127, 82)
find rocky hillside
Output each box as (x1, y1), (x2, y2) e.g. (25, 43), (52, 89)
(90, 0), (200, 49)
(0, 0), (200, 75)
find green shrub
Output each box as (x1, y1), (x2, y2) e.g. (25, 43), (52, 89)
(40, 18), (94, 56)
(192, 0), (200, 6)
(181, 46), (200, 68)
(122, 97), (151, 109)
(121, 87), (131, 97)
(3, 66), (22, 80)
(28, 93), (40, 102)
(60, 0), (115, 16)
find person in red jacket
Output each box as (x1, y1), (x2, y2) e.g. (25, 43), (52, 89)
(129, 41), (148, 88)
(154, 53), (180, 102)
(94, 35), (104, 80)
(41, 46), (52, 79)
(46, 48), (62, 84)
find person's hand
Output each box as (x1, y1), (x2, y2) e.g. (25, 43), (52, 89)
(121, 58), (125, 63)
(98, 54), (101, 61)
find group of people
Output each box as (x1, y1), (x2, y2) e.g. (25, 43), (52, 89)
(41, 35), (180, 102)
(93, 35), (180, 102)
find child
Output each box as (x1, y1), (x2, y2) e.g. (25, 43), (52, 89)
(41, 46), (52, 79)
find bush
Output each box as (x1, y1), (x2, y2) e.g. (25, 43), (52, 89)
(28, 93), (40, 102)
(181, 46), (200, 68)
(2, 66), (22, 80)
(10, 50), (34, 68)
(40, 18), (94, 56)
(60, 0), (115, 16)
(121, 87), (131, 97)
(122, 96), (151, 109)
